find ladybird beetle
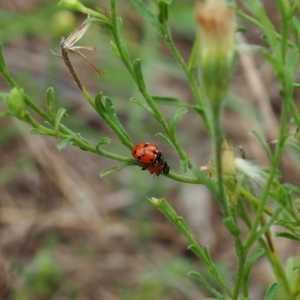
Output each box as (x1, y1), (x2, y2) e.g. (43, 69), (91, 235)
(131, 143), (164, 165)
(141, 161), (170, 176)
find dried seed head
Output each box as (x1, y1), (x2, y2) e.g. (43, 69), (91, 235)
(61, 21), (93, 51)
(195, 0), (236, 104)
(195, 0), (235, 53)
(51, 16), (105, 78)
(205, 141), (266, 187)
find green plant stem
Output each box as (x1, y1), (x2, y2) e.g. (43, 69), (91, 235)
(245, 90), (292, 251)
(289, 100), (300, 129)
(212, 105), (230, 216)
(212, 103), (246, 299)
(56, 46), (133, 148)
(110, 0), (190, 163)
(239, 186), (274, 217)
(1, 68), (99, 149)
(239, 186), (297, 231)
(276, 0), (289, 61)
(239, 201), (291, 299)
(139, 88), (190, 163)
(271, 251), (293, 298)
(1, 68), (50, 121)
(153, 198), (232, 297)
(81, 88), (96, 108)
(162, 24), (212, 137)
(109, 0), (135, 79)
(166, 172), (201, 184)
(96, 145), (133, 162)
(24, 113), (56, 135)
(240, 189), (293, 299)
(232, 239), (246, 300)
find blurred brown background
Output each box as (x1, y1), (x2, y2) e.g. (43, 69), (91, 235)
(0, 0), (299, 299)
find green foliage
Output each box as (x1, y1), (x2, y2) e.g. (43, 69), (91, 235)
(11, 250), (64, 299)
(1, 0), (300, 299)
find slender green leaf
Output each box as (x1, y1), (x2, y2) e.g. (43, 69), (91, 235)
(188, 271), (225, 300)
(291, 0), (300, 16)
(275, 219), (296, 227)
(0, 43), (6, 73)
(291, 17), (300, 49)
(188, 244), (207, 264)
(286, 139), (300, 155)
(155, 132), (175, 148)
(95, 93), (106, 116)
(110, 40), (120, 58)
(246, 207), (283, 250)
(283, 183), (300, 195)
(45, 87), (56, 120)
(250, 130), (273, 159)
(275, 232), (300, 241)
(263, 283), (280, 300)
(295, 229), (300, 236)
(259, 49), (283, 75)
(243, 248), (265, 296)
(130, 0), (165, 37)
(151, 198), (179, 223)
(204, 246), (215, 266)
(170, 108), (188, 134)
(115, 17), (129, 60)
(285, 49), (299, 83)
(286, 257), (299, 289)
(293, 262), (300, 270)
(236, 26), (248, 32)
(180, 159), (188, 172)
(188, 37), (199, 72)
(132, 59), (146, 91)
(269, 184), (288, 206)
(100, 162), (131, 177)
(56, 137), (72, 151)
(97, 137), (111, 146)
(95, 138), (133, 162)
(176, 217), (194, 240)
(29, 128), (53, 135)
(130, 97), (156, 118)
(223, 217), (239, 235)
(104, 97), (132, 144)
(158, 1), (169, 23)
(292, 16), (300, 34)
(55, 108), (66, 134)
(152, 95), (196, 109)
(251, 1), (278, 51)
(0, 111), (16, 117)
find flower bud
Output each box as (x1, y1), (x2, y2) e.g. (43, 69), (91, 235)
(5, 88), (26, 119)
(58, 0), (86, 11)
(195, 0), (236, 105)
(50, 10), (76, 38)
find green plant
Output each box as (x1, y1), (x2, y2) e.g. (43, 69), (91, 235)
(1, 0), (300, 299)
